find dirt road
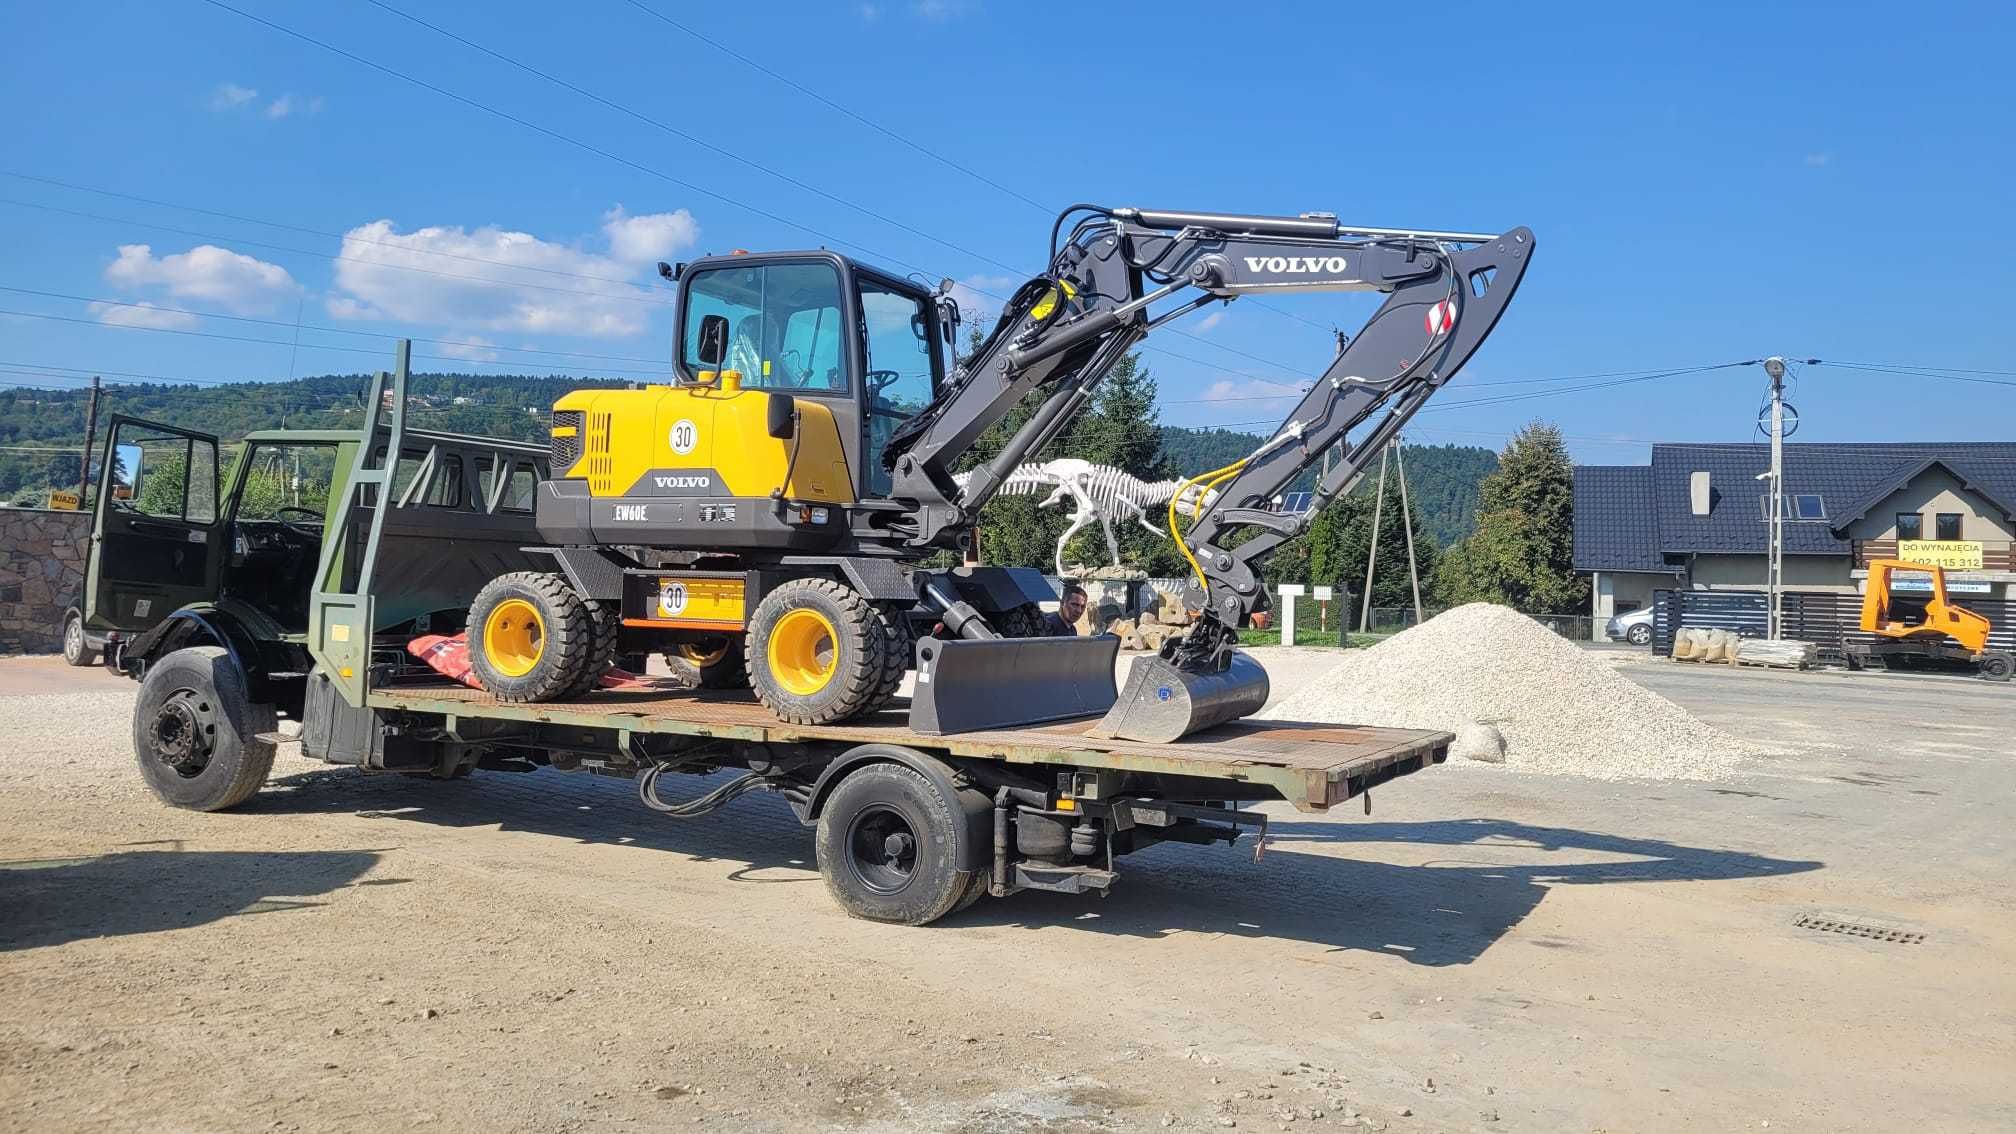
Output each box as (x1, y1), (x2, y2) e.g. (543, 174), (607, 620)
(2, 652), (2012, 1132)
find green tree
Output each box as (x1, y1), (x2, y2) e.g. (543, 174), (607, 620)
(1433, 421), (1586, 613)
(1298, 462), (1441, 608)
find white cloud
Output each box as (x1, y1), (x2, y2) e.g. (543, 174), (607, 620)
(1200, 377), (1308, 403)
(911, 0), (972, 20)
(326, 209), (695, 339)
(104, 243), (297, 314)
(947, 273), (1016, 326)
(262, 93), (325, 119)
(209, 82), (258, 110)
(601, 205), (700, 264)
(858, 2), (881, 19)
(1193, 309), (1227, 333)
(435, 335), (500, 362)
(1804, 151), (1833, 167)
(87, 300), (200, 331)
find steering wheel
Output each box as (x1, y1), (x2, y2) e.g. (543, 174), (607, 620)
(274, 506), (323, 537)
(866, 369), (903, 399)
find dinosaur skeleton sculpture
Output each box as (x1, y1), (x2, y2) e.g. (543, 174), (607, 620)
(953, 458), (1214, 577)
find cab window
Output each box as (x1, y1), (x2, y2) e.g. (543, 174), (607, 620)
(110, 429), (216, 523)
(682, 262), (848, 392)
(234, 443), (340, 520)
(860, 279), (938, 495)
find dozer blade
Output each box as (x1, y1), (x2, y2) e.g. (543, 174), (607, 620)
(907, 634), (1121, 736)
(1088, 650), (1270, 744)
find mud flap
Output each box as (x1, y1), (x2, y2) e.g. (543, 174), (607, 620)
(1088, 650), (1270, 744)
(907, 634), (1121, 735)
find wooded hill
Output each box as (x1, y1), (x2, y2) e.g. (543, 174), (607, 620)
(1, 373), (1498, 551)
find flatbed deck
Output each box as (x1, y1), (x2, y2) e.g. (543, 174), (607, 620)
(370, 682), (1450, 813)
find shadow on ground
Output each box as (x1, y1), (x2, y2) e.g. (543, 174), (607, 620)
(967, 818), (1823, 964)
(245, 768), (1821, 965)
(0, 847), (381, 952)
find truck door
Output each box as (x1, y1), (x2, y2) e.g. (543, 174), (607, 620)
(85, 417), (223, 631)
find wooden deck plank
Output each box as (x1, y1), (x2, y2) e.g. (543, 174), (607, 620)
(369, 682), (1450, 785)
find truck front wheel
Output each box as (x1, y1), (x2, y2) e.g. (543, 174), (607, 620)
(815, 763), (980, 925)
(133, 646), (278, 811)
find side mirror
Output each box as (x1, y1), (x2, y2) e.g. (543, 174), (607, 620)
(697, 313), (729, 367)
(767, 393), (797, 440)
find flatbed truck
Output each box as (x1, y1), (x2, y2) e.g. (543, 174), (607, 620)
(105, 345), (1448, 925)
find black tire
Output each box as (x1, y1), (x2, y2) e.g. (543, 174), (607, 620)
(1626, 623), (1652, 646)
(561, 597), (620, 698)
(996, 602), (1047, 639)
(666, 635), (751, 690)
(467, 572), (596, 703)
(746, 578), (901, 725)
(132, 646), (278, 812)
(1980, 652), (2013, 682)
(953, 870), (991, 914)
(815, 763), (980, 925)
(61, 609), (98, 666)
(868, 605), (912, 709)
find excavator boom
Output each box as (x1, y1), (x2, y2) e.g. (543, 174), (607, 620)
(886, 205), (1534, 741)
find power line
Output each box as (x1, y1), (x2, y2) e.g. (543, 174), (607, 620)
(0, 170), (665, 295)
(0, 285), (674, 369)
(0, 196), (672, 309)
(201, 0), (1320, 385)
(616, 0), (1336, 338)
(0, 307), (668, 376)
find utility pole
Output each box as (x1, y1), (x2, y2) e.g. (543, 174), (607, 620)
(1358, 444), (1390, 633)
(76, 375), (102, 503)
(1393, 437), (1424, 623)
(1764, 356), (1787, 640)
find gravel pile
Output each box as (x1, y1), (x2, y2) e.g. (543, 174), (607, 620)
(1272, 603), (1752, 780)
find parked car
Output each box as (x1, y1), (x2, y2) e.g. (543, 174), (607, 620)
(1606, 605), (1654, 645)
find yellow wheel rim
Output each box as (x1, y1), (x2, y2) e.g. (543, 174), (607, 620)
(679, 639), (729, 668)
(483, 598), (545, 678)
(767, 608), (838, 697)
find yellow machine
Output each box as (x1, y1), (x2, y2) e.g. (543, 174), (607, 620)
(458, 205), (1535, 740)
(1852, 559), (2011, 681)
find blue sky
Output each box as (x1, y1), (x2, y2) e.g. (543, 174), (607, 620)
(2, 0), (2010, 462)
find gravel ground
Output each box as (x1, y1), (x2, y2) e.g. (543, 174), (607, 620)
(1274, 604), (1759, 780)
(3, 652), (2013, 1133)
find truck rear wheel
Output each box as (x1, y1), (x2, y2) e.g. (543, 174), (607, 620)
(468, 572), (596, 702)
(133, 646), (278, 811)
(815, 763), (979, 925)
(1980, 652), (2013, 682)
(747, 578), (902, 725)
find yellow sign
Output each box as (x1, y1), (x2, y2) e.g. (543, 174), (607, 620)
(46, 489), (80, 511)
(1898, 539), (1983, 570)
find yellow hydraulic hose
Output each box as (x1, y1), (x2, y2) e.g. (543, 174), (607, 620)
(1168, 457), (1249, 602)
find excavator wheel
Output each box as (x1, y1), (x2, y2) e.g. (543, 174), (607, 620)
(561, 597), (620, 698)
(747, 578), (902, 725)
(666, 635), (751, 690)
(994, 602), (1048, 639)
(1980, 652), (2013, 683)
(467, 572), (597, 703)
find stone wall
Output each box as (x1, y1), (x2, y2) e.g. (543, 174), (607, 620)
(0, 507), (91, 654)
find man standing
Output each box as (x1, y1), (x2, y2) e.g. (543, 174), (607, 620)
(1044, 584), (1087, 636)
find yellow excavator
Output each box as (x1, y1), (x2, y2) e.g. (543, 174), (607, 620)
(1852, 559), (2011, 680)
(461, 205), (1536, 739)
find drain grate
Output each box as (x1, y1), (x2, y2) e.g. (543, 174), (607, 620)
(1794, 914), (1924, 945)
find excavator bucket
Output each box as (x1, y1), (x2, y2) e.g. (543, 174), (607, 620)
(1089, 650), (1271, 744)
(907, 634), (1121, 735)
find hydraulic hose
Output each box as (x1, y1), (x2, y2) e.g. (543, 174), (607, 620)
(1168, 457), (1249, 601)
